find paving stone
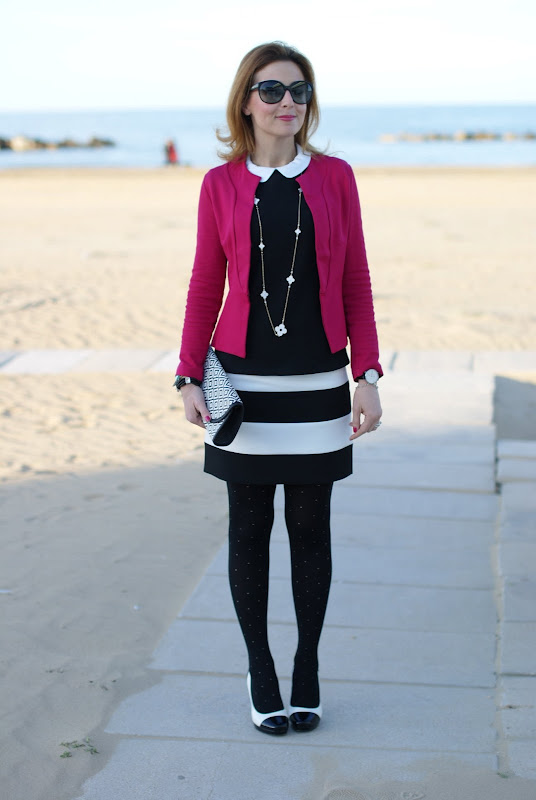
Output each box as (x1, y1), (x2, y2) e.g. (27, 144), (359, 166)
(148, 350), (179, 372)
(498, 459), (536, 483)
(499, 543), (536, 579)
(474, 351), (536, 373)
(500, 677), (536, 740)
(507, 740), (536, 779)
(501, 523), (536, 543)
(272, 512), (494, 551)
(275, 485), (498, 522)
(393, 351), (474, 370)
(0, 351), (16, 368)
(358, 424), (496, 447)
(209, 539), (493, 589)
(501, 622), (536, 676)
(344, 460), (496, 492)
(151, 618), (495, 687)
(500, 483), (536, 531)
(335, 485), (498, 521)
(379, 378), (494, 426)
(501, 676), (536, 704)
(106, 673), (495, 753)
(182, 573), (496, 633)
(498, 440), (536, 460)
(0, 348), (91, 373)
(70, 348), (168, 371)
(503, 580), (536, 622)
(354, 438), (494, 465)
(379, 348), (396, 370)
(381, 371), (493, 399)
(74, 738), (495, 800)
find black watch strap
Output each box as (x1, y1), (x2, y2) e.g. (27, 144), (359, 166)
(174, 375), (202, 391)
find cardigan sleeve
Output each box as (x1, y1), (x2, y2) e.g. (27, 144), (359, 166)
(341, 163), (383, 380)
(177, 174), (228, 381)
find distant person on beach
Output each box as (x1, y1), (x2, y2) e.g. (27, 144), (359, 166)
(164, 139), (178, 165)
(176, 41), (382, 736)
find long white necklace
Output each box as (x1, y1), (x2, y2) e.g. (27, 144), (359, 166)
(254, 187), (303, 337)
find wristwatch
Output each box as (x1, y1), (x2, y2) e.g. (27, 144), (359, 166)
(174, 375), (202, 391)
(356, 368), (380, 388)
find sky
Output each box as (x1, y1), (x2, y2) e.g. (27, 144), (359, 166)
(1, 0), (535, 111)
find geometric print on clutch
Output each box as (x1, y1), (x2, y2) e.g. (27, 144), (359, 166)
(201, 348), (244, 446)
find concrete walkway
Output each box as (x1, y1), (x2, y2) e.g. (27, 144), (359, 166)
(1, 348), (536, 375)
(4, 350), (535, 797)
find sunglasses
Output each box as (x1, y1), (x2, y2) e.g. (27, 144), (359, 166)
(249, 79), (313, 105)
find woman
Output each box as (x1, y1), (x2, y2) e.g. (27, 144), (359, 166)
(176, 41), (382, 736)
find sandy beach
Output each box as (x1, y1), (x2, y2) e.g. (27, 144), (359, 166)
(1, 166), (535, 800)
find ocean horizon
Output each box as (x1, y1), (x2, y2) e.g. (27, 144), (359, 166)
(1, 103), (535, 169)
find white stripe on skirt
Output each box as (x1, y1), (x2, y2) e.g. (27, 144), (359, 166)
(205, 415), (351, 455)
(226, 367), (349, 393)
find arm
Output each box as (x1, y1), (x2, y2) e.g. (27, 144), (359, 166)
(342, 164), (383, 438)
(177, 173), (228, 382)
(342, 162), (382, 382)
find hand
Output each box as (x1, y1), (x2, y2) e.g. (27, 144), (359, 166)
(349, 383), (382, 440)
(179, 384), (211, 430)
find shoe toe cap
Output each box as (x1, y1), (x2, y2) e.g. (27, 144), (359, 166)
(259, 715), (289, 735)
(289, 711), (321, 731)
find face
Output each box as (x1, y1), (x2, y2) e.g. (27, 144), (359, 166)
(243, 60), (308, 147)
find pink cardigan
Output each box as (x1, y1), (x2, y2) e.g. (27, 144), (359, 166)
(177, 154), (382, 382)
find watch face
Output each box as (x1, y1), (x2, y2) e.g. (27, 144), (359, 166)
(364, 369), (379, 383)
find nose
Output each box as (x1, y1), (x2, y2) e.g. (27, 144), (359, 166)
(281, 88), (294, 105)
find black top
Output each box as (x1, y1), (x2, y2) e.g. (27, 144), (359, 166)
(217, 169), (348, 376)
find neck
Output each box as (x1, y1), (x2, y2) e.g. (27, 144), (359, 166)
(250, 138), (297, 168)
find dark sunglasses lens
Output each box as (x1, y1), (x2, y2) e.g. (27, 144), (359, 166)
(290, 82), (312, 104)
(258, 81), (285, 103)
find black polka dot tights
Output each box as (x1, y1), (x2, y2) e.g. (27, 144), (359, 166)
(227, 482), (333, 714)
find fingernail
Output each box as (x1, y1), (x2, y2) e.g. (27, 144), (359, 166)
(353, 427), (357, 433)
(205, 415), (211, 422)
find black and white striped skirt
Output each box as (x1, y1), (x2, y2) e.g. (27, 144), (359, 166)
(204, 367), (353, 485)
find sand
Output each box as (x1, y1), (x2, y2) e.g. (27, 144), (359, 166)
(1, 167), (535, 352)
(1, 166), (535, 800)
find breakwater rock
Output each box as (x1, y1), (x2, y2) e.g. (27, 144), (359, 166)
(0, 135), (116, 152)
(378, 131), (536, 143)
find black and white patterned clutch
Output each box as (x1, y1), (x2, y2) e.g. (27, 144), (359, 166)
(202, 348), (244, 446)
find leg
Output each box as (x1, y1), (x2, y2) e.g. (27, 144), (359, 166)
(227, 481), (283, 714)
(284, 482), (333, 709)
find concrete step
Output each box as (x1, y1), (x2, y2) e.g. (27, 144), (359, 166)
(0, 348), (91, 373)
(105, 673), (495, 753)
(150, 617), (495, 688)
(74, 738), (495, 800)
(209, 539), (494, 589)
(345, 459), (496, 492)
(181, 573), (496, 634)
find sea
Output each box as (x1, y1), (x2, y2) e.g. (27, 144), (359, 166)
(0, 104), (535, 169)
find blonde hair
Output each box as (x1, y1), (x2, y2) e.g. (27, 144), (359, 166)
(217, 42), (323, 162)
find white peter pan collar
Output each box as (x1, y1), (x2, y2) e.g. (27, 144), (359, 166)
(246, 144), (311, 182)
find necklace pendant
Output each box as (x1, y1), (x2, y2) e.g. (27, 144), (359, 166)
(275, 324), (287, 337)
